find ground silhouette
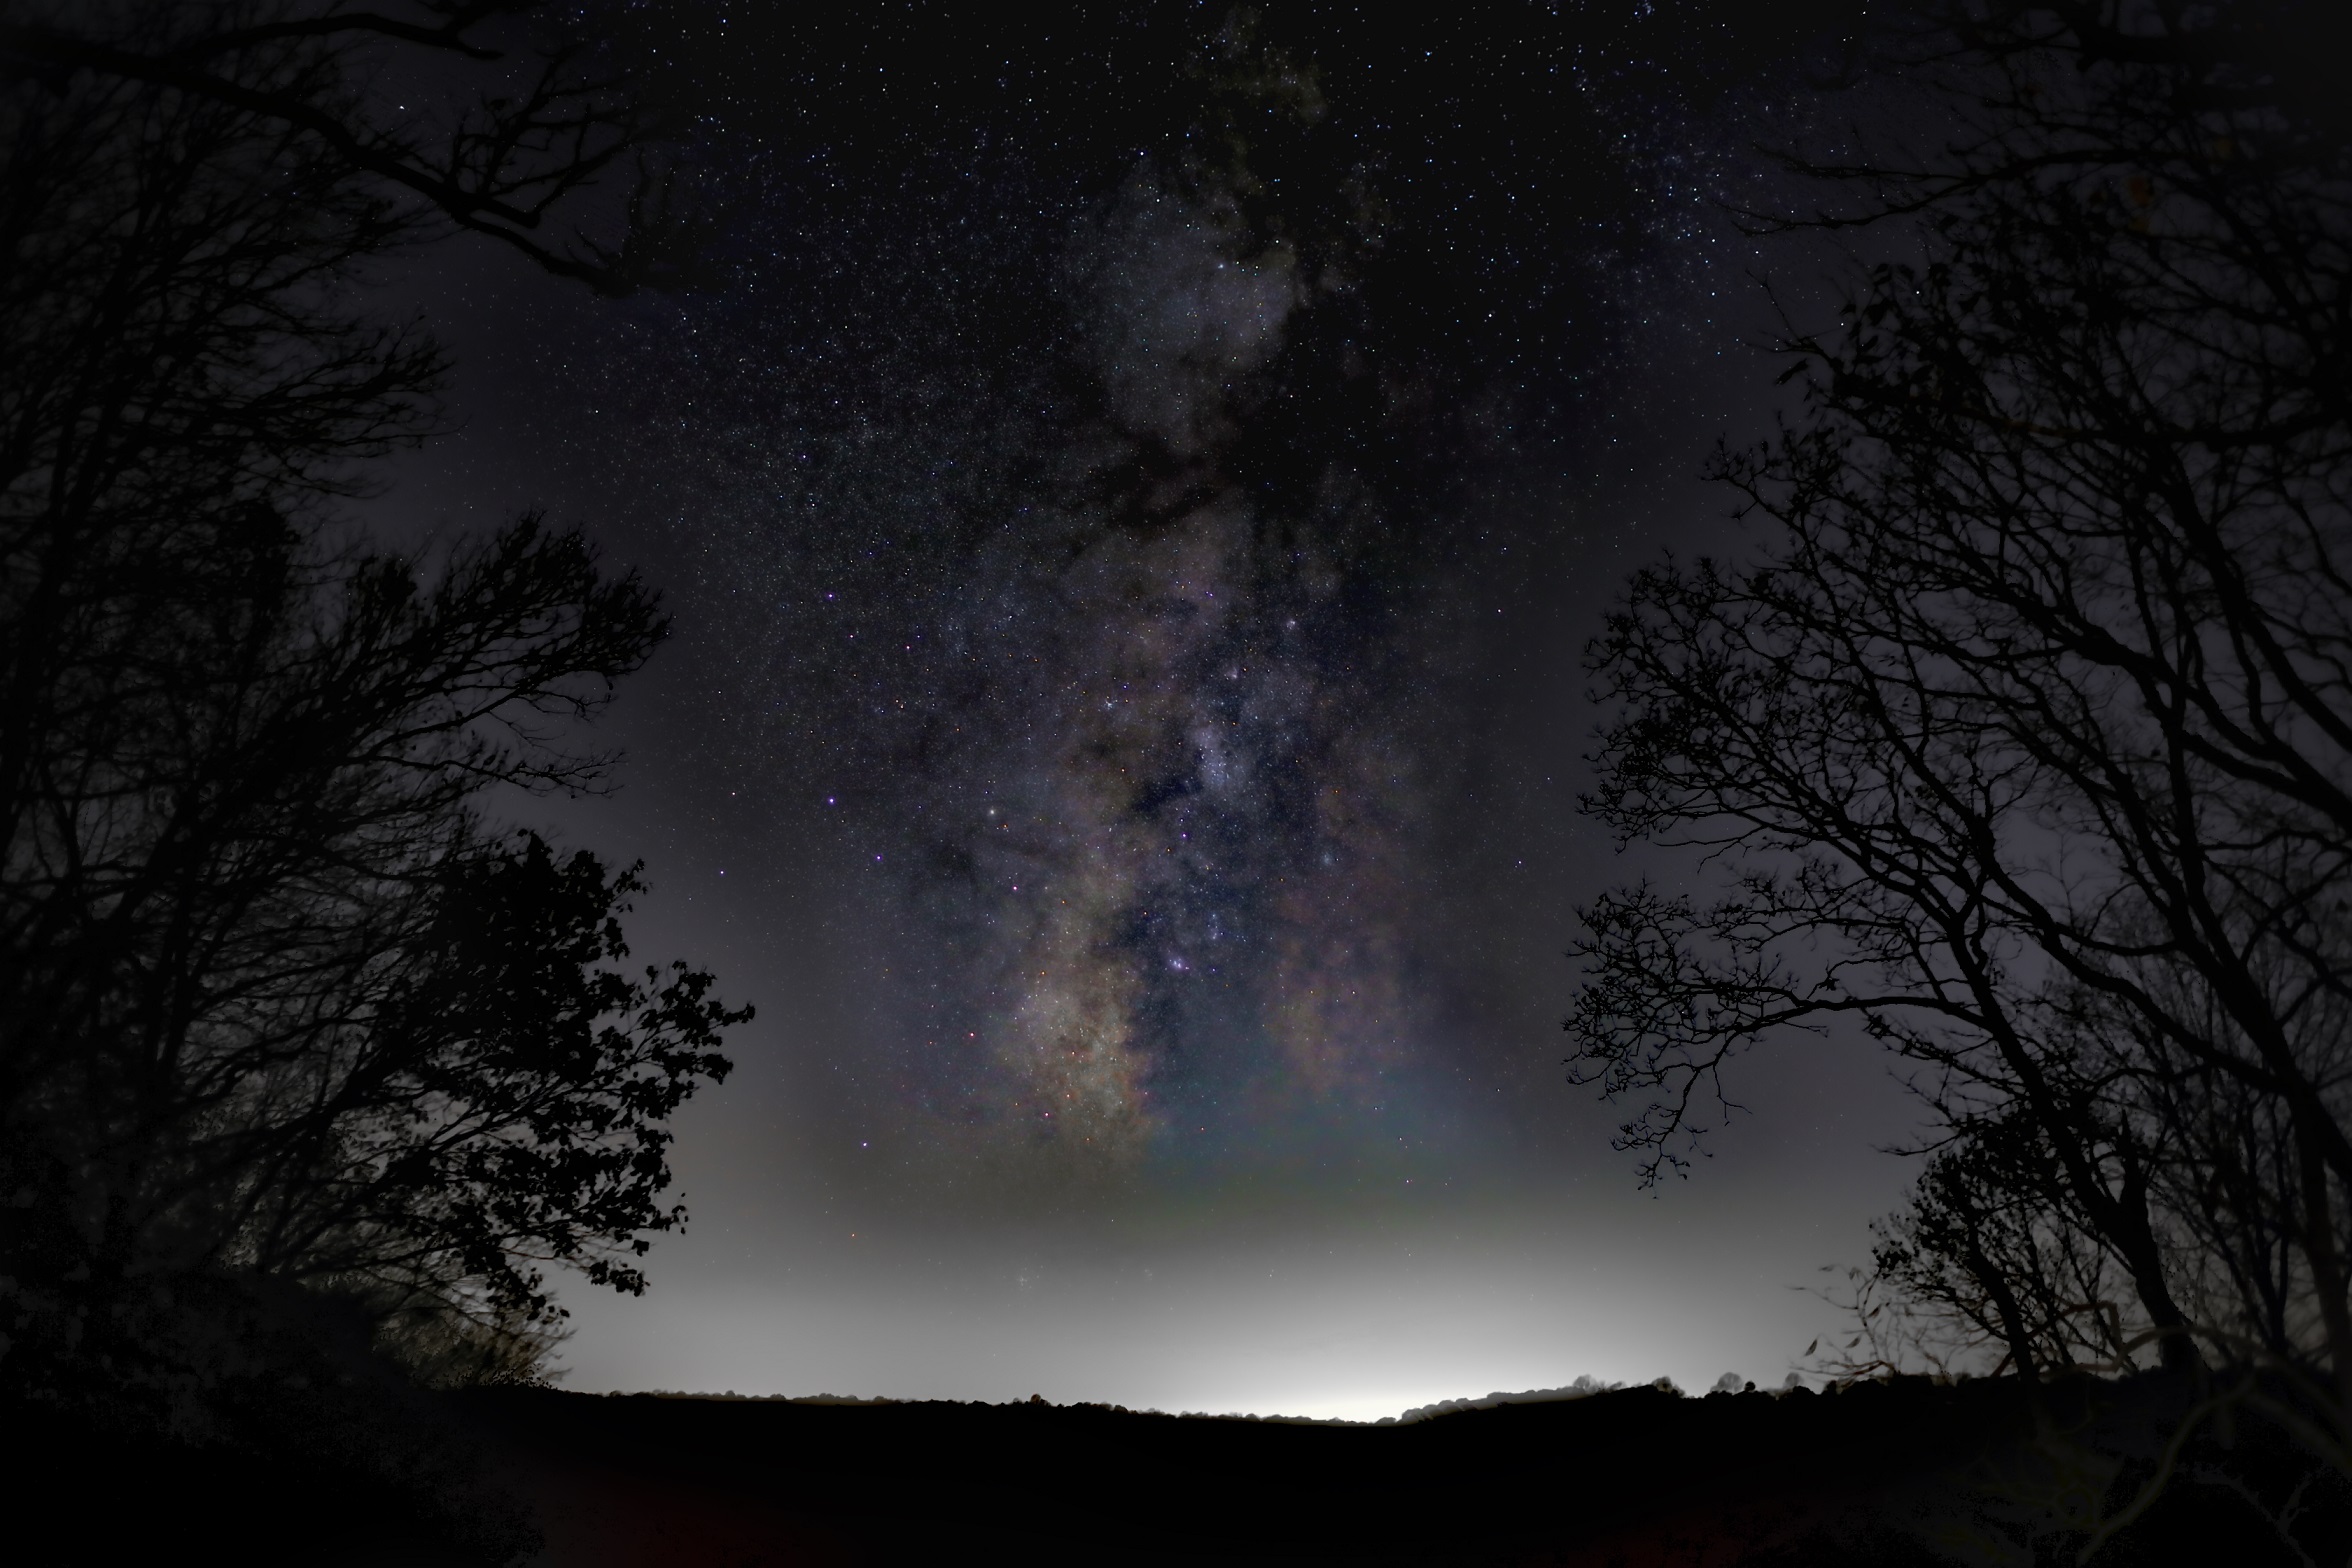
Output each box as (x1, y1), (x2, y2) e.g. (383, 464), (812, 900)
(435, 1372), (2333, 1566)
(16, 1362), (2346, 1563)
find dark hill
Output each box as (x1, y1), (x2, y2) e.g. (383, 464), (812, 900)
(19, 1372), (2335, 1563)
(448, 1373), (2310, 1566)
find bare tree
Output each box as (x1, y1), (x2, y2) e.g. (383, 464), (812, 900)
(0, 2), (741, 1418)
(0, 0), (708, 295)
(1568, 0), (2352, 1414)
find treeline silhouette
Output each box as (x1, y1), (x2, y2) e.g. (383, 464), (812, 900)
(0, 4), (740, 1560)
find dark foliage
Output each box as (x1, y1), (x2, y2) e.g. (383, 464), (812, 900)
(14, 1276), (539, 1566)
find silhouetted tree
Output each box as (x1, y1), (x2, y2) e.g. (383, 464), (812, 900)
(1568, 0), (2352, 1414)
(0, 0), (741, 1430)
(0, 0), (708, 295)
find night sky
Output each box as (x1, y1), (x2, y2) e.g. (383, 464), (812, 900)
(373, 3), (1928, 1421)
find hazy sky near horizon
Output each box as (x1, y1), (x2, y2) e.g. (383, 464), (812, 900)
(376, 2), (1933, 1419)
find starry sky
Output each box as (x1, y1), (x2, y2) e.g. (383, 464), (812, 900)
(378, 2), (1934, 1420)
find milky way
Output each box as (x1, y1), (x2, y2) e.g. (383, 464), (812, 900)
(711, 155), (1452, 1167)
(535, 8), (1819, 1185)
(386, 4), (1969, 1416)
